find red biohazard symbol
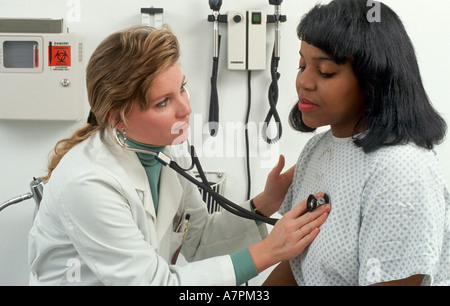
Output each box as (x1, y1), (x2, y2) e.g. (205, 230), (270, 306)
(55, 50), (69, 63)
(48, 45), (71, 67)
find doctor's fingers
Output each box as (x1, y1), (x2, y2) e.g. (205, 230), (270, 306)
(295, 209), (329, 239)
(279, 203), (329, 237)
(286, 202), (330, 237)
(279, 211), (328, 258)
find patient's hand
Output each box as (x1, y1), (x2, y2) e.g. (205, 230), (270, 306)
(253, 155), (295, 217)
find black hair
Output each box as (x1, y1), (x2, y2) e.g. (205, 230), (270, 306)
(289, 0), (447, 152)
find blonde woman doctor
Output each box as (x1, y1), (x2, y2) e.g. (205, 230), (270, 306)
(28, 26), (330, 286)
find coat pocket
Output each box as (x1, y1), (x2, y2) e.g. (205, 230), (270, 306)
(170, 231), (185, 265)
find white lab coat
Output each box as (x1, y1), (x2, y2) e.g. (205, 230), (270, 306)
(28, 130), (267, 286)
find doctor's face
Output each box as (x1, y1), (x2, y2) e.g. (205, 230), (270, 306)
(123, 62), (191, 146)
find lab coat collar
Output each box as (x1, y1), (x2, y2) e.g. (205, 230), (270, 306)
(102, 129), (156, 217)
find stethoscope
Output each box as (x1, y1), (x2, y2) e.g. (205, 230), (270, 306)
(112, 122), (280, 225)
(112, 123), (330, 226)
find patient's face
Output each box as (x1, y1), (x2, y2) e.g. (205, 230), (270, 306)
(296, 41), (365, 138)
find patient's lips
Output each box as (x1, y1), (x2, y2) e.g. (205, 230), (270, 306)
(298, 97), (319, 112)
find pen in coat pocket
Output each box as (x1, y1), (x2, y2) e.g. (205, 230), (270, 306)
(183, 214), (191, 240)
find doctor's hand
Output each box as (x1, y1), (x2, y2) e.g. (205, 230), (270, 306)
(249, 193), (330, 273)
(252, 155), (295, 217)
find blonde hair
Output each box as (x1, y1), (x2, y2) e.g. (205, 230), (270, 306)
(44, 25), (180, 180)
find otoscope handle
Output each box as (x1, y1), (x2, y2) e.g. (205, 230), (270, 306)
(209, 0), (222, 11)
(208, 0), (222, 136)
(270, 0), (283, 58)
(269, 0), (283, 5)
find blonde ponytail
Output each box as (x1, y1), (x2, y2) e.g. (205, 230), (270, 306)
(44, 123), (98, 180)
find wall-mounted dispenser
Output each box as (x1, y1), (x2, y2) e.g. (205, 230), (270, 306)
(0, 18), (84, 121)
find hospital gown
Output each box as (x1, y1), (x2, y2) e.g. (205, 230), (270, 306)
(279, 130), (450, 286)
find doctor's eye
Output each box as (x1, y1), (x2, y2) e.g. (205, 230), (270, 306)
(156, 98), (169, 108)
(180, 82), (187, 93)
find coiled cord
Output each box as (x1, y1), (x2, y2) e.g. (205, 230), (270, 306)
(262, 49), (282, 144)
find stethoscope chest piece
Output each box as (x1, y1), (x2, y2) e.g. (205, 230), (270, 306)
(307, 193), (330, 212)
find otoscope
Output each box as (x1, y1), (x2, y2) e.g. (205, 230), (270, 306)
(208, 0), (222, 137)
(270, 0), (282, 59)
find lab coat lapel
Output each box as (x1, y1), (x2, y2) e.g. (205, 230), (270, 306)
(104, 130), (157, 219)
(156, 163), (183, 243)
(118, 152), (157, 220)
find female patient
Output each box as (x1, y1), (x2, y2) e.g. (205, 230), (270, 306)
(265, 0), (449, 286)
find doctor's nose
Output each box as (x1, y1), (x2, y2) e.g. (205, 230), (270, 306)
(176, 90), (192, 118)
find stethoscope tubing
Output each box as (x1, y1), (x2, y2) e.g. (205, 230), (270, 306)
(170, 156), (279, 226)
(111, 124), (279, 226)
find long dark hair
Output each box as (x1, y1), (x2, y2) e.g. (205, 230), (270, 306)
(289, 0), (447, 153)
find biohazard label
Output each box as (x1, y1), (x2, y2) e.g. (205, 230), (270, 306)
(48, 42), (71, 70)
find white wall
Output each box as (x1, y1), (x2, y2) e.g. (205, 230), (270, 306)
(0, 0), (449, 286)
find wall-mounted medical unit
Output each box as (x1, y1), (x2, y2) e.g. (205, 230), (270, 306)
(0, 18), (84, 121)
(227, 10), (267, 71)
